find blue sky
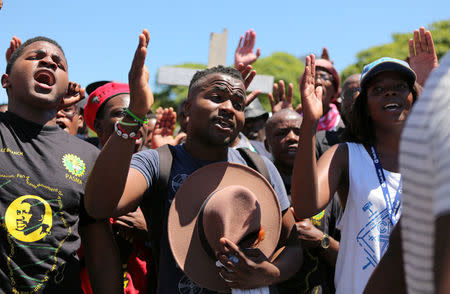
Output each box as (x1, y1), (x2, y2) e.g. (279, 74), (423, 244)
(0, 0), (448, 104)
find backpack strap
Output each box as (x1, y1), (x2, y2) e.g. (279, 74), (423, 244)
(237, 148), (270, 182)
(143, 144), (174, 294)
(152, 143), (174, 247)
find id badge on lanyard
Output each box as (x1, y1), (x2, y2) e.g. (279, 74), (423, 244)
(370, 146), (402, 226)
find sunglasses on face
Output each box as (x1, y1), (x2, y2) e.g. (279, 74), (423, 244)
(315, 72), (334, 83)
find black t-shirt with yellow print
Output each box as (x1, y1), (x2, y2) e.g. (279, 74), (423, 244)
(0, 111), (99, 294)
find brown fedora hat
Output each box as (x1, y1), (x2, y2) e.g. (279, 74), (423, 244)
(168, 162), (282, 292)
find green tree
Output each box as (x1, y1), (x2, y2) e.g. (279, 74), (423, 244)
(153, 54), (304, 111)
(152, 63), (207, 110)
(341, 20), (450, 82)
(251, 52), (304, 111)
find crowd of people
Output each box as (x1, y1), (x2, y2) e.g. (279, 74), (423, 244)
(0, 21), (448, 294)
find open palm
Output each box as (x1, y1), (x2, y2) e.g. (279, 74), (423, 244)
(128, 29), (154, 117)
(234, 29), (261, 67)
(409, 27), (439, 86)
(300, 54), (324, 122)
(151, 107), (186, 149)
(268, 80), (294, 113)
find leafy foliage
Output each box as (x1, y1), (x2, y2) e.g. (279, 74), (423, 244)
(251, 52), (304, 110)
(153, 55), (305, 111)
(153, 20), (449, 111)
(341, 20), (450, 82)
(152, 63), (207, 110)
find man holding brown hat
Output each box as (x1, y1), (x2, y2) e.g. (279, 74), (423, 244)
(85, 29), (302, 293)
(168, 162), (285, 293)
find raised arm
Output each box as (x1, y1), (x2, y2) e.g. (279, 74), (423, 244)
(85, 29), (153, 218)
(59, 81), (85, 110)
(6, 36), (22, 62)
(291, 54), (348, 218)
(409, 27), (439, 87)
(235, 62), (261, 106)
(268, 80), (294, 113)
(151, 107), (186, 148)
(234, 29), (262, 107)
(234, 29), (261, 68)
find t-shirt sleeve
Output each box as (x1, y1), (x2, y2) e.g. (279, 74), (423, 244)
(263, 156), (290, 211)
(130, 149), (160, 189)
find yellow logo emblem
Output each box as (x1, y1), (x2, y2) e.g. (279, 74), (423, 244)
(311, 210), (325, 226)
(5, 195), (53, 242)
(62, 154), (86, 177)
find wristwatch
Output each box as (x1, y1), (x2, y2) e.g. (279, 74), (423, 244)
(320, 233), (330, 250)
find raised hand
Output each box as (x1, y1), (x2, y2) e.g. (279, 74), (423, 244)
(236, 62), (256, 89)
(6, 36), (22, 62)
(268, 80), (294, 113)
(58, 82), (85, 110)
(151, 107), (186, 149)
(234, 29), (261, 68)
(244, 90), (261, 107)
(235, 62), (262, 106)
(128, 29), (153, 118)
(300, 54), (323, 122)
(409, 27), (439, 86)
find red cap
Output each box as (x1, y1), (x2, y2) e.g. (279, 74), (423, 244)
(84, 82), (130, 132)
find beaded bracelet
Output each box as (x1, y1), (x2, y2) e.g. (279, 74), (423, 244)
(125, 108), (149, 125)
(114, 121), (141, 140)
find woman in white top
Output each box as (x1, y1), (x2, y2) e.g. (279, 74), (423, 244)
(291, 54), (421, 294)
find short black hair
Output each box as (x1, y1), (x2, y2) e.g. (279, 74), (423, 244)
(6, 36), (65, 74)
(187, 65), (244, 97)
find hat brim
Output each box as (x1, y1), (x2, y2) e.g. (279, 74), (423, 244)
(361, 62), (416, 90)
(168, 162), (282, 292)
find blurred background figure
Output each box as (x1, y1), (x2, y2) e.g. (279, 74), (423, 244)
(339, 73), (361, 126)
(242, 97), (269, 142)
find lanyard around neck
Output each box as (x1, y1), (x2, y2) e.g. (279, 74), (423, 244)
(369, 146), (402, 226)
